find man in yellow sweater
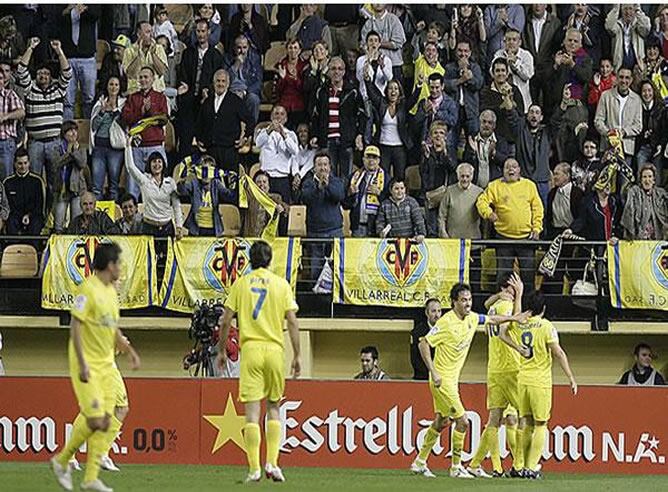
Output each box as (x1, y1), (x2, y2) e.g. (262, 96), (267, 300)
(476, 158), (543, 290)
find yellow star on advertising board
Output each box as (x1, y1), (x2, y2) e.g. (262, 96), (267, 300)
(203, 394), (246, 453)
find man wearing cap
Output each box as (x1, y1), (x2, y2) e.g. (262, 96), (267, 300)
(60, 4), (101, 119)
(100, 34), (130, 94)
(343, 145), (388, 237)
(177, 154), (236, 237)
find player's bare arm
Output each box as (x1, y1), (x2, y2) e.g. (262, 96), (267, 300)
(508, 273), (524, 315)
(286, 310), (301, 378)
(215, 308), (235, 370)
(487, 311), (530, 327)
(499, 323), (531, 358)
(418, 338), (441, 387)
(115, 329), (141, 370)
(70, 317), (89, 382)
(550, 342), (578, 395)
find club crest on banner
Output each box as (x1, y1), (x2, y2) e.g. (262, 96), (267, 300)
(66, 237), (103, 285)
(203, 240), (252, 292)
(651, 243), (668, 291)
(376, 239), (428, 288)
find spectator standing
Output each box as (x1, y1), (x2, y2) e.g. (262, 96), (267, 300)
(99, 34), (130, 94)
(562, 4), (607, 66)
(121, 66), (168, 199)
(476, 158), (543, 290)
(122, 21), (168, 94)
(633, 37), (664, 92)
(60, 4), (100, 119)
(523, 4), (562, 106)
(343, 145), (388, 238)
(552, 84), (590, 167)
(256, 105), (299, 205)
(480, 58), (525, 144)
(222, 34), (263, 123)
(484, 5), (526, 68)
(287, 4), (332, 58)
(152, 7), (178, 54)
(410, 42), (445, 115)
(49, 120), (91, 233)
(323, 4), (359, 57)
(116, 192), (142, 234)
(354, 346), (390, 381)
(290, 123), (315, 200)
(618, 343), (666, 386)
(413, 21), (448, 64)
(621, 163), (668, 240)
(376, 179), (426, 242)
(300, 151), (345, 279)
(411, 298), (441, 381)
(605, 4), (651, 73)
(594, 67), (642, 163)
(438, 162), (483, 240)
(187, 4), (224, 49)
(450, 5), (486, 64)
(655, 6), (668, 59)
(566, 180), (621, 242)
(195, 69), (253, 173)
(275, 38), (307, 128)
(228, 4), (270, 58)
(635, 80), (662, 168)
(493, 29), (534, 111)
(360, 4), (406, 82)
(0, 15), (25, 67)
(240, 170), (287, 238)
(310, 57), (365, 178)
(463, 110), (512, 188)
(90, 77), (125, 200)
(17, 38), (71, 180)
(0, 65), (24, 180)
(413, 73), (458, 150)
(66, 191), (119, 235)
(2, 149), (45, 235)
(588, 58), (617, 112)
(302, 40), (330, 115)
(572, 139), (604, 193)
(124, 138), (183, 238)
(356, 30), (393, 103)
(546, 163), (584, 239)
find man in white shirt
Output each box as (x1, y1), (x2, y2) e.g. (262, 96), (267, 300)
(493, 29), (534, 112)
(256, 105), (299, 204)
(356, 30), (393, 101)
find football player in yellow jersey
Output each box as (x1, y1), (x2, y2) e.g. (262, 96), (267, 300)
(51, 242), (141, 492)
(410, 283), (529, 479)
(500, 288), (578, 480)
(216, 241), (301, 484)
(467, 272), (524, 478)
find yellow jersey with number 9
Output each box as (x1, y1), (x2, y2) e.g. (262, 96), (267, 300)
(514, 316), (559, 388)
(224, 268), (298, 348)
(68, 275), (119, 371)
(486, 299), (521, 375)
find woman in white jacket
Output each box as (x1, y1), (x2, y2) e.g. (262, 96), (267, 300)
(90, 77), (126, 200)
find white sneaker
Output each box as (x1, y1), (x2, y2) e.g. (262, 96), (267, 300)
(50, 457), (73, 491)
(68, 457), (82, 472)
(449, 464), (475, 479)
(80, 479), (114, 491)
(244, 470), (262, 483)
(467, 466), (492, 478)
(100, 454), (120, 472)
(265, 463), (285, 482)
(410, 459), (436, 478)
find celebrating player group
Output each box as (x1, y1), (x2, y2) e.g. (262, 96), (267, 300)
(51, 240), (574, 489)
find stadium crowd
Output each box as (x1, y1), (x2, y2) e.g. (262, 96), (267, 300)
(0, 3), (667, 286)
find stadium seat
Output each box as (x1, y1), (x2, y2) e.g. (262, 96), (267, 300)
(405, 165), (422, 194)
(249, 162), (261, 179)
(219, 204), (241, 237)
(165, 120), (176, 153)
(342, 209), (351, 238)
(287, 205), (307, 237)
(75, 119), (90, 149)
(0, 244), (39, 278)
(96, 40), (110, 71)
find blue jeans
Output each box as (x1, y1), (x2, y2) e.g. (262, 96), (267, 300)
(54, 195), (82, 233)
(0, 138), (16, 180)
(537, 181), (549, 211)
(27, 139), (61, 181)
(92, 146), (124, 200)
(129, 145), (167, 200)
(65, 57), (97, 119)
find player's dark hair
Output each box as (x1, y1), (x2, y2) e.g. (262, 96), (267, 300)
(634, 343), (654, 357)
(425, 297), (441, 309)
(250, 241), (272, 269)
(450, 283), (471, 302)
(118, 193), (137, 206)
(360, 345), (379, 360)
(525, 290), (546, 315)
(497, 272), (514, 292)
(93, 242), (122, 271)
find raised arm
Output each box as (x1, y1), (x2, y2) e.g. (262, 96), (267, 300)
(124, 141), (149, 186)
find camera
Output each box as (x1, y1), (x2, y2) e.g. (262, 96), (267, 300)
(182, 303), (224, 377)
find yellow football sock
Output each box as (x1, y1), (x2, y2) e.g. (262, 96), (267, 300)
(451, 429), (466, 466)
(56, 413), (93, 468)
(83, 430), (107, 483)
(513, 427), (525, 470)
(506, 425), (517, 458)
(487, 427), (502, 473)
(244, 423), (261, 473)
(417, 427), (440, 462)
(266, 420), (281, 468)
(469, 426), (493, 468)
(522, 425), (534, 468)
(101, 415), (122, 457)
(527, 425), (547, 471)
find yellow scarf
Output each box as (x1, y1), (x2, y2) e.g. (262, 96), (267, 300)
(238, 174), (278, 240)
(350, 167), (385, 213)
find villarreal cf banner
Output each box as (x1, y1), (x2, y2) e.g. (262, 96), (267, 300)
(608, 240), (668, 310)
(41, 235), (157, 310)
(333, 238), (470, 307)
(158, 237), (301, 313)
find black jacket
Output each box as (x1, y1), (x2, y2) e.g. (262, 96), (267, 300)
(365, 79), (416, 149)
(195, 91), (254, 149)
(60, 5), (102, 58)
(177, 45), (224, 98)
(546, 183), (584, 238)
(571, 192), (621, 240)
(311, 80), (365, 148)
(3, 172), (45, 223)
(410, 318), (436, 381)
(480, 85), (525, 143)
(420, 148), (457, 193)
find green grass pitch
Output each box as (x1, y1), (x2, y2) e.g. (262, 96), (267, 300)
(1, 463), (667, 491)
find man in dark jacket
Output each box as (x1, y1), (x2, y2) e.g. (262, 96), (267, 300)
(462, 110), (513, 188)
(411, 298), (441, 380)
(480, 57), (525, 144)
(412, 73), (458, 154)
(99, 34), (129, 94)
(194, 69), (254, 172)
(301, 150), (346, 279)
(60, 4), (101, 119)
(310, 57), (365, 178)
(3, 149), (45, 235)
(67, 191), (120, 235)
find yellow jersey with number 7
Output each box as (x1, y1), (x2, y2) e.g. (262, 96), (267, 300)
(224, 268), (299, 348)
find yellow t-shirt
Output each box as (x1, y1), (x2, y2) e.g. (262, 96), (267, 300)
(486, 298), (521, 374)
(68, 275), (119, 371)
(224, 267), (298, 348)
(424, 310), (486, 386)
(513, 316), (559, 388)
(410, 55), (445, 115)
(196, 190), (214, 229)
